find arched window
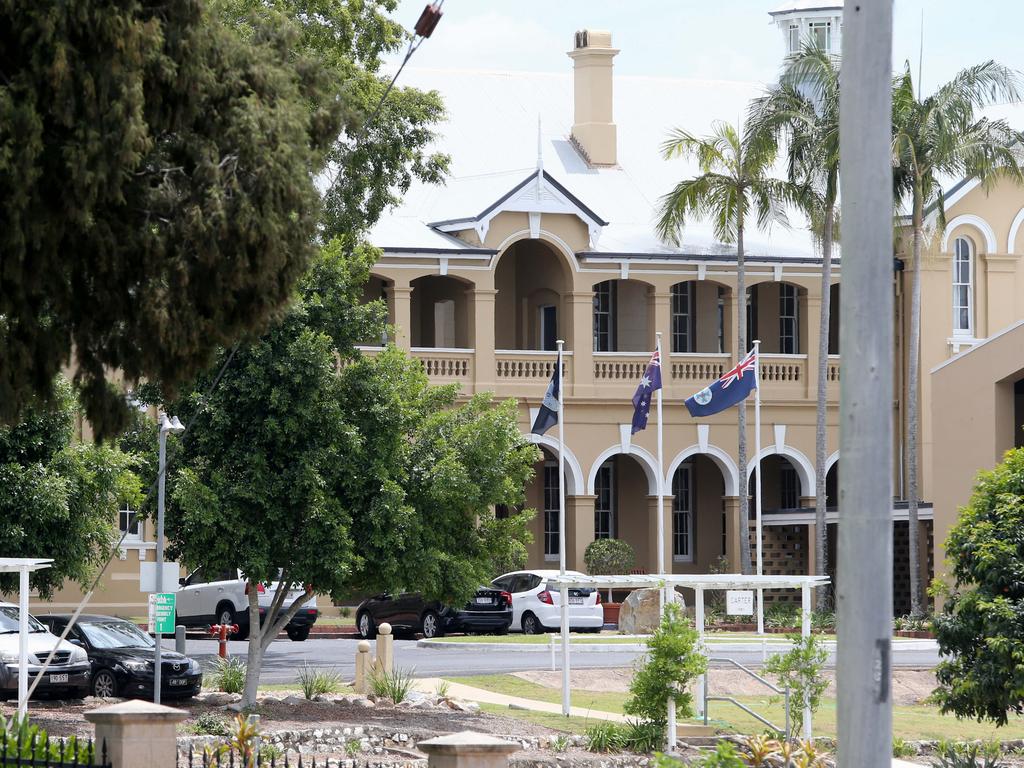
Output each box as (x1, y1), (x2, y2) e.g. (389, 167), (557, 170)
(672, 464), (693, 562)
(952, 237), (973, 336)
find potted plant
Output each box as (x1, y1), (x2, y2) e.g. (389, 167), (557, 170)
(584, 538), (636, 627)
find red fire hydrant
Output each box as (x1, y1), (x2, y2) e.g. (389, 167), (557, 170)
(209, 623), (239, 658)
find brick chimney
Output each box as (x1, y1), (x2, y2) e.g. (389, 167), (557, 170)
(568, 29), (619, 167)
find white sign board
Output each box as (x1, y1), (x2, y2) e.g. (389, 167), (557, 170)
(140, 561), (181, 593)
(726, 590), (755, 616)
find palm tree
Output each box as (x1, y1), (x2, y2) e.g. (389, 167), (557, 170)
(656, 121), (795, 575)
(892, 61), (1024, 616)
(749, 45), (840, 610)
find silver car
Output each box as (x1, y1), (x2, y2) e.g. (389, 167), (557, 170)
(0, 602), (90, 699)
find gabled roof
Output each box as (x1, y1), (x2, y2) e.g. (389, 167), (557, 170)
(768, 0), (843, 15)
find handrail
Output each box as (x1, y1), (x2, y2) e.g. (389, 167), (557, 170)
(704, 656), (790, 741)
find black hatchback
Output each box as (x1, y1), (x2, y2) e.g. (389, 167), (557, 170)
(38, 615), (202, 700)
(356, 586), (512, 639)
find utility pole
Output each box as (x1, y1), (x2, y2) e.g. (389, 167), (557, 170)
(837, 2), (894, 766)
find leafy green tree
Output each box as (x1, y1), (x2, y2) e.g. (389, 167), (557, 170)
(932, 448), (1024, 725)
(0, 0), (345, 437)
(750, 46), (839, 608)
(167, 246), (537, 705)
(763, 634), (828, 735)
(624, 602), (707, 727)
(657, 121), (797, 574)
(892, 61), (1024, 615)
(0, 379), (141, 598)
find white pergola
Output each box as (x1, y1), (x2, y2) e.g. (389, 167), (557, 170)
(0, 558), (54, 717)
(547, 572), (831, 744)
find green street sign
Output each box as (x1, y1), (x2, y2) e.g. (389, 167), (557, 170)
(148, 592), (176, 635)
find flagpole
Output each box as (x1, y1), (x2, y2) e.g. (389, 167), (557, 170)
(556, 339), (570, 717)
(655, 333), (666, 613)
(753, 340), (764, 635)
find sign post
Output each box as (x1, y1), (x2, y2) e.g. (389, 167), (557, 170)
(149, 592), (176, 702)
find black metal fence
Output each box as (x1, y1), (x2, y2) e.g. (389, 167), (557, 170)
(180, 745), (337, 768)
(0, 731), (108, 768)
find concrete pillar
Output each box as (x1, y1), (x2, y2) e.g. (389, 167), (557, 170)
(649, 289), (672, 351)
(418, 732), (519, 768)
(721, 288), (736, 355)
(470, 287), (497, 391)
(375, 623), (393, 674)
(354, 640), (372, 694)
(566, 495), (597, 571)
(723, 496), (742, 572)
(568, 291), (594, 397)
(646, 495), (673, 575)
(805, 294), (823, 399)
(391, 279), (413, 350)
(85, 700), (188, 768)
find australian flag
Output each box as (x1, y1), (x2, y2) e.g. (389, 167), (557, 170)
(531, 349), (561, 435)
(684, 349), (758, 417)
(630, 350), (662, 434)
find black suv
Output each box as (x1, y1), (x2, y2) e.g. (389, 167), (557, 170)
(356, 587), (512, 639)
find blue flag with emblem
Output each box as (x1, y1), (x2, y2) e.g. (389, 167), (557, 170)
(531, 348), (561, 435)
(630, 349), (662, 434)
(684, 349), (758, 417)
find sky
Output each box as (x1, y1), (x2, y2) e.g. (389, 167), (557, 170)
(386, 1), (1024, 96)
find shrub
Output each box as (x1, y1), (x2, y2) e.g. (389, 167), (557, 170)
(186, 712), (230, 737)
(0, 716), (92, 766)
(764, 603), (800, 629)
(892, 737), (916, 758)
(584, 722), (625, 753)
(296, 663), (342, 699)
(763, 635), (828, 735)
(687, 741), (746, 767)
(624, 602), (707, 729)
(368, 666), (416, 704)
(622, 720), (663, 753)
(811, 610), (836, 633)
(208, 657), (247, 694)
(584, 538), (636, 577)
(931, 740), (1005, 768)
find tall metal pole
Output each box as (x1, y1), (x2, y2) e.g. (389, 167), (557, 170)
(655, 333), (666, 609)
(155, 421), (167, 705)
(838, 2), (894, 766)
(556, 340), (571, 717)
(17, 567), (28, 718)
(753, 341), (764, 634)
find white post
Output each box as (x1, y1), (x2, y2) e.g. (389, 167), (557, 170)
(694, 586), (705, 718)
(655, 333), (666, 610)
(753, 341), (764, 635)
(556, 340), (570, 717)
(17, 567), (29, 718)
(802, 583), (813, 740)
(838, 2), (894, 766)
(666, 689), (677, 753)
(155, 421), (167, 705)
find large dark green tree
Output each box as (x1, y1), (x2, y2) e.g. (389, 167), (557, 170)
(0, 0), (345, 437)
(932, 447), (1024, 725)
(0, 379), (142, 598)
(167, 245), (537, 705)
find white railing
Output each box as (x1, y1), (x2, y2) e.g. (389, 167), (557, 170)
(495, 350), (572, 381)
(669, 353), (731, 384)
(593, 351), (651, 382)
(760, 354), (807, 384)
(410, 347), (474, 380)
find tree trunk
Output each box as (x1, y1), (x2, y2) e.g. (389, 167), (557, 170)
(815, 203), (835, 611)
(736, 214), (752, 575)
(906, 190), (923, 617)
(242, 583), (263, 707)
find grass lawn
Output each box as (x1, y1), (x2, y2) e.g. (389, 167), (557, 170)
(433, 634), (641, 644)
(477, 703), (599, 732)
(448, 675), (1024, 741)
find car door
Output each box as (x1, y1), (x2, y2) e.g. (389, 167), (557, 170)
(491, 575), (519, 624)
(508, 574), (538, 627)
(174, 569), (209, 624)
(393, 593), (423, 630)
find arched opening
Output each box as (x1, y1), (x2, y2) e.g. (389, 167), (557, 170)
(749, 454), (804, 516)
(747, 282), (808, 355)
(952, 236), (975, 337)
(670, 455), (728, 572)
(669, 280), (730, 354)
(518, 446), (577, 568)
(828, 283), (840, 355)
(410, 275), (472, 349)
(825, 461), (839, 509)
(589, 454), (656, 571)
(494, 240), (571, 351)
(591, 279), (653, 352)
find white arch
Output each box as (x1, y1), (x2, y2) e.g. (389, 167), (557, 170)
(1007, 207), (1024, 253)
(745, 445), (817, 497)
(941, 214), (997, 253)
(493, 229), (580, 273)
(586, 445), (661, 496)
(665, 444), (740, 497)
(825, 450), (840, 475)
(525, 433), (584, 496)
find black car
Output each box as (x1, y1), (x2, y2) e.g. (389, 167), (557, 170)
(37, 615), (202, 700)
(356, 587), (512, 639)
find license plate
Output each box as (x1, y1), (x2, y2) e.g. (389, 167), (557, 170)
(169, 678), (189, 687)
(568, 597), (584, 605)
(474, 597), (493, 605)
(49, 674), (68, 684)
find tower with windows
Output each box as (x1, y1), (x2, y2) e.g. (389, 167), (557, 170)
(769, 0), (843, 59)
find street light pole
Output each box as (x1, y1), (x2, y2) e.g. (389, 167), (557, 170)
(837, 2), (894, 766)
(155, 414), (184, 705)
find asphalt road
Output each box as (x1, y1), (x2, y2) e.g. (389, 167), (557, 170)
(174, 637), (942, 685)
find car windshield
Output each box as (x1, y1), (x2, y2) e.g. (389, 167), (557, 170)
(0, 606), (47, 634)
(79, 621), (155, 649)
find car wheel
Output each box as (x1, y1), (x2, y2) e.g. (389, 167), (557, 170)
(287, 626), (310, 642)
(92, 669), (118, 699)
(357, 611), (377, 639)
(421, 611), (443, 639)
(216, 603), (235, 628)
(522, 612), (543, 635)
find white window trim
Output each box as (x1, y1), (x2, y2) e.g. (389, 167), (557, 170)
(543, 460), (560, 559)
(594, 460), (616, 539)
(952, 236), (974, 338)
(119, 506), (143, 544)
(672, 462), (694, 563)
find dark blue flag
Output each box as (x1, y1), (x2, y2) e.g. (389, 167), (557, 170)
(631, 349), (662, 434)
(684, 349), (758, 417)
(531, 349), (561, 435)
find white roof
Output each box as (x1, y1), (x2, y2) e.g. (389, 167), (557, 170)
(546, 573), (829, 590)
(768, 0), (843, 15)
(0, 558), (53, 573)
(370, 67), (826, 261)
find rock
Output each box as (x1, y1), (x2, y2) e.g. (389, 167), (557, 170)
(353, 697), (375, 708)
(261, 696), (283, 705)
(202, 692), (241, 706)
(226, 702), (245, 713)
(448, 699), (480, 712)
(283, 695), (307, 706)
(376, 697), (395, 707)
(617, 588), (686, 634)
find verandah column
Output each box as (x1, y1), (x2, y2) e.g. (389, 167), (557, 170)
(390, 277), (413, 350)
(805, 293), (823, 399)
(723, 496), (743, 573)
(566, 495), (597, 571)
(470, 287), (497, 391)
(568, 291), (594, 398)
(645, 495), (673, 576)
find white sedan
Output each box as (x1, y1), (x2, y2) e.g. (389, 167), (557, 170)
(491, 570), (603, 634)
